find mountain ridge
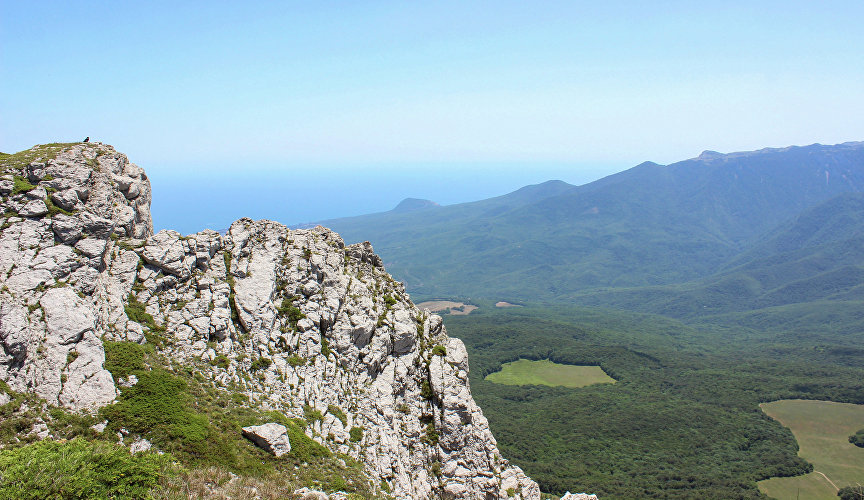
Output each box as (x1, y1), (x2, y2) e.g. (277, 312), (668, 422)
(319, 141), (864, 309)
(0, 143), (547, 499)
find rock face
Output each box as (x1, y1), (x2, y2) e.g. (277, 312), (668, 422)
(560, 493), (599, 500)
(0, 143), (541, 499)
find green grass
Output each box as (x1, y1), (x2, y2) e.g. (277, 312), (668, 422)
(758, 400), (864, 500)
(485, 359), (616, 388)
(0, 438), (176, 499)
(0, 143), (79, 175)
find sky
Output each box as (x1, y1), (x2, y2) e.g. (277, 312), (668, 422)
(3, 1), (864, 233)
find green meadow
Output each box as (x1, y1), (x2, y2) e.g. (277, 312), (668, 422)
(485, 359), (616, 388)
(758, 400), (864, 500)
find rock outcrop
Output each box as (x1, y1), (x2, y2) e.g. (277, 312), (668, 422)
(242, 423), (292, 457)
(560, 493), (599, 500)
(0, 143), (541, 499)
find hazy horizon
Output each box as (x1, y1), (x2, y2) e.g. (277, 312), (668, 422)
(149, 160), (624, 234)
(3, 1), (863, 233)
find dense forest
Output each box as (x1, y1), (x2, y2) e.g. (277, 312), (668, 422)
(444, 302), (864, 499)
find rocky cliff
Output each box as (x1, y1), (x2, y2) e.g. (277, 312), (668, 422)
(0, 143), (541, 499)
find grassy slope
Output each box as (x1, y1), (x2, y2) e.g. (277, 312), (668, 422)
(758, 400), (864, 500)
(484, 359), (616, 388)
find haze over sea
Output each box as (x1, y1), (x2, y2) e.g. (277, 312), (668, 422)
(149, 161), (621, 234)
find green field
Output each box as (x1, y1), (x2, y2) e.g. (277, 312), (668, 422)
(758, 400), (864, 500)
(484, 359), (616, 388)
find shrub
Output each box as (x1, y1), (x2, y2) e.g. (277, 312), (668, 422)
(420, 379), (433, 400)
(287, 355), (307, 367)
(838, 486), (864, 500)
(320, 337), (332, 357)
(327, 405), (347, 426)
(211, 354), (230, 369)
(304, 405), (324, 424)
(249, 357), (272, 372)
(349, 426), (363, 443)
(422, 422), (439, 445)
(124, 294), (155, 328)
(277, 295), (305, 329)
(0, 438), (175, 499)
(258, 411), (331, 462)
(101, 368), (189, 432)
(103, 341), (146, 380)
(431, 344), (447, 357)
(11, 175), (34, 195)
(849, 429), (864, 448)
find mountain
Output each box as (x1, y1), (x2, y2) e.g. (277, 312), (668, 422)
(392, 198), (439, 212)
(0, 143), (545, 499)
(571, 192), (864, 319)
(320, 142), (864, 307)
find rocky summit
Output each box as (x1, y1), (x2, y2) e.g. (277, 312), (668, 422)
(0, 143), (541, 499)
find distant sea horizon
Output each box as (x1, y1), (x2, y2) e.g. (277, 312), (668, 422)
(149, 161), (625, 235)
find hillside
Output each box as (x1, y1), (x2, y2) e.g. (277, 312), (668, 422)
(0, 143), (545, 499)
(320, 142), (864, 311)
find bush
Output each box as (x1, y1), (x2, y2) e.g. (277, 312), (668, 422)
(838, 486), (864, 500)
(320, 337), (332, 357)
(101, 368), (189, 433)
(277, 296), (306, 330)
(0, 438), (175, 499)
(211, 354), (230, 369)
(327, 405), (347, 426)
(349, 426), (363, 443)
(124, 294), (156, 329)
(422, 422), (439, 445)
(11, 175), (34, 195)
(257, 411), (331, 462)
(103, 341), (146, 380)
(849, 429), (864, 448)
(431, 344), (447, 357)
(304, 405), (324, 424)
(420, 379), (433, 400)
(287, 355), (307, 367)
(249, 357), (272, 372)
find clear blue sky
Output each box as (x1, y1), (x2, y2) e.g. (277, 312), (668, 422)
(3, 1), (863, 233)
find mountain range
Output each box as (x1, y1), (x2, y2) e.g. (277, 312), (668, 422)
(319, 141), (864, 334)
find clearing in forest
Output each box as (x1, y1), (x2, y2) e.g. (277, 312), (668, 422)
(757, 399), (864, 500)
(416, 300), (477, 315)
(484, 359), (616, 388)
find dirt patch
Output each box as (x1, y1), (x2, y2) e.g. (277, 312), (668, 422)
(495, 301), (522, 308)
(449, 304), (478, 315)
(417, 300), (477, 315)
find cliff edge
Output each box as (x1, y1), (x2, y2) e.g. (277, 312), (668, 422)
(0, 143), (541, 499)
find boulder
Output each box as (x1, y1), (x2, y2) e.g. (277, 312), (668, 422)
(242, 423), (292, 457)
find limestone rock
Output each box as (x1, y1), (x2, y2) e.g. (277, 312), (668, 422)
(129, 437), (152, 454)
(293, 488), (330, 500)
(242, 423), (292, 457)
(0, 143), (560, 500)
(561, 493), (600, 500)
